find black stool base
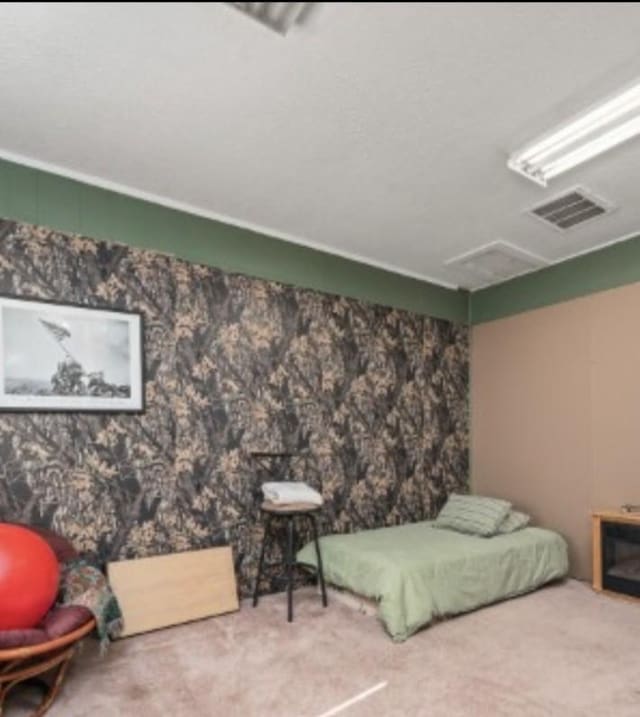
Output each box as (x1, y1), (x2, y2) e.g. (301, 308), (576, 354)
(252, 506), (328, 622)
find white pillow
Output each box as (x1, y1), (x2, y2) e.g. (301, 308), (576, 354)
(434, 493), (512, 537)
(498, 510), (531, 534)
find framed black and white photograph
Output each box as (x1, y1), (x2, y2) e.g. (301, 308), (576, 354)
(0, 296), (144, 412)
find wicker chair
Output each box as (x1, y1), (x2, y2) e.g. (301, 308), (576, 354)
(0, 617), (95, 716)
(0, 525), (96, 716)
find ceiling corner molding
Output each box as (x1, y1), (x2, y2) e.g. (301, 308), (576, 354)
(0, 148), (459, 291)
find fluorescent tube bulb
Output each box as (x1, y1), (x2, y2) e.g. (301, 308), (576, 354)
(541, 115), (640, 180)
(509, 81), (640, 186)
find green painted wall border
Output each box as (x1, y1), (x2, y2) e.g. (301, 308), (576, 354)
(0, 157), (468, 323)
(470, 234), (640, 324)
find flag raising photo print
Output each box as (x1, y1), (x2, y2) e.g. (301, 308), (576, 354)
(0, 296), (144, 412)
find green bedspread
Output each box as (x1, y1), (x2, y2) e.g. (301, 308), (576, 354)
(297, 521), (568, 641)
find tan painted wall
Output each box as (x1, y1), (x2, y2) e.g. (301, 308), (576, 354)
(471, 281), (640, 580)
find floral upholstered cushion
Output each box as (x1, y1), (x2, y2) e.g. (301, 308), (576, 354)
(61, 559), (122, 651)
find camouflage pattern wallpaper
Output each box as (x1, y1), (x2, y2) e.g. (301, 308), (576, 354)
(0, 219), (469, 596)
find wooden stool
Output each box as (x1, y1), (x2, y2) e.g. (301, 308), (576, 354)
(0, 618), (95, 717)
(252, 502), (328, 622)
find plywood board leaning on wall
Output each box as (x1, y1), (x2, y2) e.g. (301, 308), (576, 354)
(107, 546), (239, 637)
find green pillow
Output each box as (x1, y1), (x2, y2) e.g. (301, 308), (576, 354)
(434, 493), (512, 537)
(498, 510), (531, 534)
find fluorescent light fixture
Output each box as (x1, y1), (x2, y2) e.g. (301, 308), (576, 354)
(508, 81), (640, 186)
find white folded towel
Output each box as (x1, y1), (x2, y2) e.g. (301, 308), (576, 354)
(262, 481), (323, 506)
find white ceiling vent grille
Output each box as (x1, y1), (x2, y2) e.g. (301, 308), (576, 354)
(229, 3), (310, 34)
(445, 241), (548, 289)
(528, 187), (613, 231)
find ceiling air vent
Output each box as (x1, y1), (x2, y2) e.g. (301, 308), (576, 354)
(445, 241), (548, 289)
(528, 187), (613, 231)
(228, 2), (310, 34)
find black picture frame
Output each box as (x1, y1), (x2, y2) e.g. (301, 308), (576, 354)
(0, 294), (145, 413)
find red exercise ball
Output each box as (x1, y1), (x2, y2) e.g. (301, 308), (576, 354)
(0, 523), (60, 630)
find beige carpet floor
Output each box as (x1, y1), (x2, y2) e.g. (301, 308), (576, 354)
(8, 579), (640, 717)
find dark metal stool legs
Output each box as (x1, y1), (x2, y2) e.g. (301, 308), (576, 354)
(309, 513), (328, 607)
(253, 514), (271, 607)
(286, 516), (295, 622)
(253, 505), (328, 621)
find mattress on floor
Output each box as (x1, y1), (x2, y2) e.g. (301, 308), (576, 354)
(297, 520), (569, 641)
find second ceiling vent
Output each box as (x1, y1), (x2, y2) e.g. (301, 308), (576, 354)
(445, 241), (548, 289)
(528, 187), (613, 231)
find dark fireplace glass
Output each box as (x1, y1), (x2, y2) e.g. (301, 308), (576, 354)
(602, 521), (640, 597)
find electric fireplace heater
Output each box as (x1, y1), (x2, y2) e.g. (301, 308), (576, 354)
(593, 510), (640, 600)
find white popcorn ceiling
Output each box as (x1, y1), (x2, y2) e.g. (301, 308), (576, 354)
(1, 2), (640, 289)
